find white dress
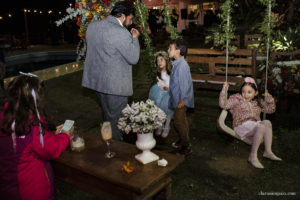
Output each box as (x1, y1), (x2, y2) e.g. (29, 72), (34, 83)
(149, 72), (173, 116)
(161, 71), (170, 87)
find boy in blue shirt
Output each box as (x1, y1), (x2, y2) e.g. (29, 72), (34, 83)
(168, 39), (194, 156)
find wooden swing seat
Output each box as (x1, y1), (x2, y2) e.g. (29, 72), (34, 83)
(217, 109), (252, 145)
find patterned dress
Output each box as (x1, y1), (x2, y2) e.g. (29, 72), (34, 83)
(219, 90), (276, 140)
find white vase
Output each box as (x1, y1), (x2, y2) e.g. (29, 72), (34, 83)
(135, 132), (159, 164)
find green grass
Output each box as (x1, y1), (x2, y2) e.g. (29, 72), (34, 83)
(43, 53), (300, 200)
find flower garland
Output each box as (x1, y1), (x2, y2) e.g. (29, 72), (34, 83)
(257, 0), (276, 78)
(162, 0), (180, 40)
(56, 0), (117, 60)
(134, 0), (156, 85)
(213, 0), (236, 51)
(56, 0), (114, 38)
(258, 0), (276, 50)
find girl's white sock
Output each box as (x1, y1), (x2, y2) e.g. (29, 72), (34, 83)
(162, 115), (172, 138)
(155, 126), (163, 136)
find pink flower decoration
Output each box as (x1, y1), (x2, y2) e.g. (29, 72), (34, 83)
(244, 77), (257, 86)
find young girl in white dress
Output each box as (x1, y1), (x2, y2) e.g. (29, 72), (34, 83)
(219, 77), (282, 169)
(149, 51), (173, 138)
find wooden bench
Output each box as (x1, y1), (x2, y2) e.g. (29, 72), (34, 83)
(271, 49), (300, 59)
(244, 34), (263, 49)
(214, 35), (241, 48)
(186, 48), (257, 91)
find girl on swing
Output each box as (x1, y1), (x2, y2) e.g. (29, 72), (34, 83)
(219, 77), (282, 169)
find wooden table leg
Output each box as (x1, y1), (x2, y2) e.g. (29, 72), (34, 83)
(152, 177), (172, 200)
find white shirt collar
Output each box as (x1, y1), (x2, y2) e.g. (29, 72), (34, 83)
(116, 18), (123, 27)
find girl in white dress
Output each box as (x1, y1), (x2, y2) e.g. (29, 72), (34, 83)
(149, 51), (173, 138)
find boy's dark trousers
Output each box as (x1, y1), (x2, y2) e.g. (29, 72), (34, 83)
(173, 106), (190, 146)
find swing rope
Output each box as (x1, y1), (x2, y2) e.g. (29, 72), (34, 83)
(263, 0), (272, 120)
(223, 15), (230, 108)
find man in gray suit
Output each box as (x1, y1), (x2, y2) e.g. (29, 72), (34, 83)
(82, 1), (140, 141)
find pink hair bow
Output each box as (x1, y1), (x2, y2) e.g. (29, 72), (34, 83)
(244, 77), (257, 87)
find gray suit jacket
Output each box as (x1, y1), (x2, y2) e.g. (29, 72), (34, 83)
(82, 16), (140, 96)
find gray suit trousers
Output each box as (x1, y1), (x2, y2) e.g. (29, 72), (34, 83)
(97, 92), (128, 141)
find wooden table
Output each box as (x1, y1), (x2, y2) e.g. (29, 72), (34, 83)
(53, 134), (184, 200)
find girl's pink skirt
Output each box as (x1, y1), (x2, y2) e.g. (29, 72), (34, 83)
(234, 120), (262, 140)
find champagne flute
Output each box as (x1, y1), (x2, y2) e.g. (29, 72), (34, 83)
(101, 122), (115, 158)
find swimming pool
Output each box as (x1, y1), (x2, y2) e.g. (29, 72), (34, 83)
(5, 51), (77, 77)
(3, 51), (83, 86)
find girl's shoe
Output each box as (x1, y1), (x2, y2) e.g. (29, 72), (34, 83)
(263, 152), (282, 161)
(155, 127), (162, 136)
(248, 157), (264, 169)
(161, 128), (170, 138)
(171, 140), (182, 149)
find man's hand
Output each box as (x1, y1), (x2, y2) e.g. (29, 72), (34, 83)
(130, 28), (140, 38)
(163, 86), (168, 91)
(177, 99), (184, 108)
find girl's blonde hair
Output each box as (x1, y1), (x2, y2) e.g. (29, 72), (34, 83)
(154, 51), (172, 80)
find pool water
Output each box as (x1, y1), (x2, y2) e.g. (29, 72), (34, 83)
(3, 51), (83, 86)
(5, 51), (77, 78)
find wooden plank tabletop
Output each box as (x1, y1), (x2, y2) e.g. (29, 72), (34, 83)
(54, 133), (184, 194)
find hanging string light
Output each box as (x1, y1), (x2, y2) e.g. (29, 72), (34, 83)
(0, 8), (64, 21)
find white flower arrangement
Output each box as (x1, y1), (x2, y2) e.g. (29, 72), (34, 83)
(118, 99), (167, 134)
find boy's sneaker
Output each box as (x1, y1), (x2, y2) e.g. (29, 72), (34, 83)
(177, 145), (192, 157)
(171, 140), (182, 149)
